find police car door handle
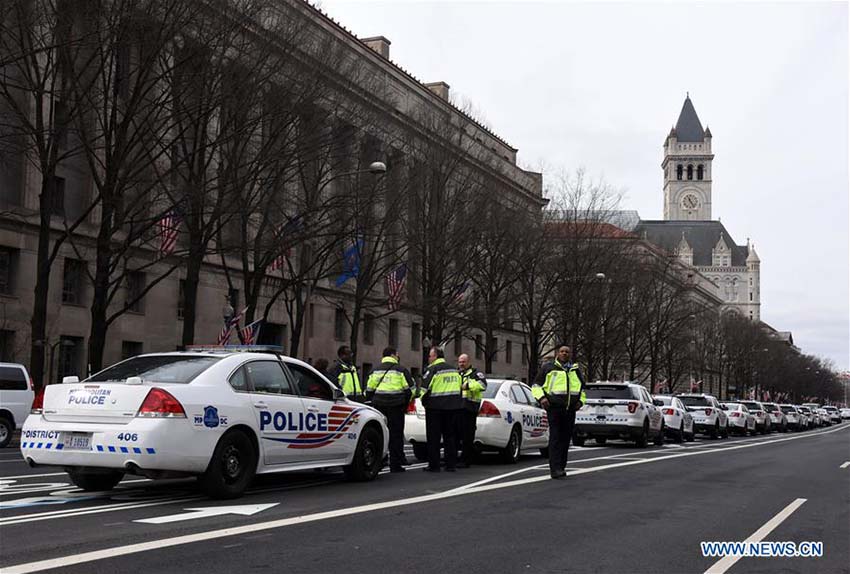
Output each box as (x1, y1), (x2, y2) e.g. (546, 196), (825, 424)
(254, 402), (268, 409)
(306, 405), (319, 412)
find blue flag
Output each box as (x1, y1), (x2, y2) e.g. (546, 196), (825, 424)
(335, 239), (364, 286)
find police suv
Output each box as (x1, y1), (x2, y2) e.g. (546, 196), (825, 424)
(21, 347), (389, 498)
(574, 382), (665, 447)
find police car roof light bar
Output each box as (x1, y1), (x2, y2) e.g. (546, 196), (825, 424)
(184, 345), (285, 354)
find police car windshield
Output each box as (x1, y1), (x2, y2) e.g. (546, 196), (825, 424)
(655, 396), (673, 405)
(679, 396), (710, 407)
(585, 386), (635, 400)
(87, 356), (221, 384)
(762, 403), (778, 412)
(780, 405), (796, 413)
(740, 402), (760, 410)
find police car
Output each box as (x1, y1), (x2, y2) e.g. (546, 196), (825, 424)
(574, 382), (665, 447)
(405, 379), (549, 463)
(677, 393), (729, 439)
(20, 347), (389, 498)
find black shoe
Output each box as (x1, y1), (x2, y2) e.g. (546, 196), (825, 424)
(550, 471), (567, 480)
(390, 466), (406, 473)
(457, 462), (470, 469)
(422, 467), (440, 473)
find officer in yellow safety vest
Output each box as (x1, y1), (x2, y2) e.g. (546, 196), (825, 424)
(532, 345), (586, 479)
(421, 346), (464, 472)
(457, 353), (487, 468)
(365, 346), (415, 472)
(327, 346), (365, 403)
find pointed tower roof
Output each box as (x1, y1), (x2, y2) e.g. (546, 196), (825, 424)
(675, 95), (705, 142)
(677, 231), (692, 252)
(746, 241), (760, 263)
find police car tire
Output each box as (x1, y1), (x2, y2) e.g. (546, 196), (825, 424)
(709, 423), (719, 439)
(674, 423), (684, 443)
(685, 427), (695, 442)
(198, 430), (257, 499)
(412, 442), (429, 462)
(344, 425), (382, 482)
(68, 469), (124, 491)
(500, 426), (521, 464)
(635, 420), (649, 448)
(572, 435), (586, 447)
(653, 423), (665, 446)
(0, 417), (12, 448)
(594, 437), (607, 446)
(720, 426), (729, 439)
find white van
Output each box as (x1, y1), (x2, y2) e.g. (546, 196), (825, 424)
(0, 363), (34, 447)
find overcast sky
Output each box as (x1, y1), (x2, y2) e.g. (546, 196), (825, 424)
(319, 0), (849, 370)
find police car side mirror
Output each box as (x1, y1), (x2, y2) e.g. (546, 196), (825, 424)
(332, 387), (345, 401)
(62, 376), (79, 384)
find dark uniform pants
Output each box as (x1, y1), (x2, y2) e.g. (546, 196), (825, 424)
(376, 404), (405, 469)
(456, 409), (478, 464)
(425, 409), (458, 470)
(547, 406), (576, 473)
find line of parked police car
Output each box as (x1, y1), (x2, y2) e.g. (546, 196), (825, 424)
(2, 351), (849, 500)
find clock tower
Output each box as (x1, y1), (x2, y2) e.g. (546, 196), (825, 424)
(663, 95), (714, 220)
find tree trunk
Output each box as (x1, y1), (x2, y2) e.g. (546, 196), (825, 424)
(29, 172), (58, 389)
(180, 251), (203, 346)
(88, 203), (115, 373)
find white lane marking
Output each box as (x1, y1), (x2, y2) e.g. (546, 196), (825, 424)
(0, 496), (202, 526)
(703, 498), (807, 574)
(840, 461), (849, 469)
(0, 473), (66, 480)
(5, 424), (846, 574)
(134, 503), (279, 525)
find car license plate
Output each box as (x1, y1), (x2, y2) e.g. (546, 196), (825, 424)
(596, 414), (607, 421)
(63, 432), (92, 451)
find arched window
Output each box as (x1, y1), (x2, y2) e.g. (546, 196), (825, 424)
(676, 165), (683, 180)
(697, 165), (704, 180)
(687, 165), (694, 180)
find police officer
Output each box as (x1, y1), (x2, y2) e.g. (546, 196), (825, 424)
(365, 346), (415, 473)
(327, 346), (365, 403)
(531, 345), (586, 479)
(420, 346), (463, 472)
(457, 353), (487, 468)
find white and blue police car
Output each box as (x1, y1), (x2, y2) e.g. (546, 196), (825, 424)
(21, 347), (389, 498)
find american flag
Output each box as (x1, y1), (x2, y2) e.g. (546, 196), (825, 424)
(217, 307), (247, 345)
(386, 264), (407, 311)
(239, 319), (263, 345)
(157, 209), (181, 257)
(267, 248), (292, 274)
(266, 216), (303, 274)
(450, 281), (470, 304)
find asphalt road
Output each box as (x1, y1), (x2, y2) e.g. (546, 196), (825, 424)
(1, 423), (848, 574)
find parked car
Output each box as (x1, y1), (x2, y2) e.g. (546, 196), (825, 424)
(779, 404), (802, 430)
(761, 402), (787, 432)
(823, 406), (841, 424)
(0, 362), (35, 448)
(677, 393), (729, 439)
(840, 408), (850, 421)
(739, 400), (771, 434)
(815, 408), (831, 427)
(653, 395), (695, 442)
(797, 406), (814, 430)
(721, 402), (757, 435)
(574, 382), (665, 447)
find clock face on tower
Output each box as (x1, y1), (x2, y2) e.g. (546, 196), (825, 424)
(681, 193), (700, 210)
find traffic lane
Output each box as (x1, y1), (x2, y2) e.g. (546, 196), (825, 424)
(27, 425), (849, 574)
(725, 428), (850, 574)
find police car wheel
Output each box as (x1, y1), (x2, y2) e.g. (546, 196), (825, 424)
(68, 469), (124, 491)
(344, 425), (382, 482)
(653, 423), (665, 446)
(635, 420), (649, 448)
(0, 417), (12, 448)
(572, 435), (585, 447)
(199, 430), (257, 499)
(500, 426), (521, 464)
(594, 437), (607, 446)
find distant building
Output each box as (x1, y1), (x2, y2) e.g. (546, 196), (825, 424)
(637, 95), (761, 321)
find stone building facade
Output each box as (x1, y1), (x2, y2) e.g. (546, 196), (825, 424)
(0, 1), (539, 383)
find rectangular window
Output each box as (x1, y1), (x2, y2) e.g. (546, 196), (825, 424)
(475, 334), (483, 360)
(0, 330), (14, 362)
(54, 100), (69, 149)
(0, 247), (15, 295)
(522, 343), (528, 366)
(363, 314), (374, 345)
(749, 293), (753, 302)
(58, 335), (83, 383)
(50, 176), (66, 216)
(0, 364), (27, 390)
(454, 333), (462, 356)
(177, 279), (186, 319)
(491, 338), (499, 363)
(121, 340), (143, 360)
(411, 322), (421, 351)
(334, 308), (346, 341)
(62, 259), (84, 304)
(389, 318), (399, 347)
(126, 271), (145, 313)
(505, 340), (512, 364)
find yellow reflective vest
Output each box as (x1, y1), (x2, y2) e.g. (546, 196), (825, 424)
(531, 361), (586, 409)
(421, 358), (463, 410)
(333, 362), (364, 400)
(460, 367), (488, 412)
(365, 356), (414, 407)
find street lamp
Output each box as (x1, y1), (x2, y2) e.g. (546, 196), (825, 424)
(368, 161), (387, 174)
(595, 272), (606, 280)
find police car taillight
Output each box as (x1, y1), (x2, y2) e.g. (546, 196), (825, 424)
(627, 401), (639, 414)
(406, 401), (417, 415)
(478, 400), (501, 418)
(662, 408), (675, 415)
(704, 408), (713, 416)
(137, 388), (186, 418)
(30, 387), (45, 414)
